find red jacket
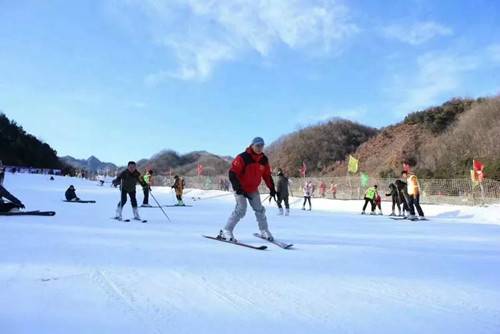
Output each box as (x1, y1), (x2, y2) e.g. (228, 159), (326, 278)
(229, 147), (275, 194)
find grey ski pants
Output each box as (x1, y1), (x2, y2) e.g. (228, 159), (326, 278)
(225, 192), (269, 232)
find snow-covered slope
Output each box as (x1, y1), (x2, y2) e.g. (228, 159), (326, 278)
(1, 173), (500, 333)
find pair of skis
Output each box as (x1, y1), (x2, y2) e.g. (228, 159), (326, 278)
(111, 217), (148, 223)
(141, 204), (193, 208)
(0, 210), (56, 216)
(390, 216), (429, 222)
(63, 200), (96, 203)
(203, 233), (293, 250)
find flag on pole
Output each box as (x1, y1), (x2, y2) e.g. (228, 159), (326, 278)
(473, 160), (485, 182)
(348, 155), (359, 174)
(470, 169), (479, 187)
(197, 164), (204, 176)
(360, 172), (369, 187)
(300, 161), (307, 177)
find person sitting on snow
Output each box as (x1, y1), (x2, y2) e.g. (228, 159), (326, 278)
(0, 184), (25, 213)
(65, 185), (80, 202)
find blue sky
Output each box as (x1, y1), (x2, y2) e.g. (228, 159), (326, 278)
(1, 0), (499, 164)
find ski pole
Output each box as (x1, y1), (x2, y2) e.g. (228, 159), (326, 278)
(150, 190), (171, 223)
(261, 195), (270, 204)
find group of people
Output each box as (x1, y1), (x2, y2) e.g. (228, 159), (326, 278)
(111, 162), (186, 221)
(218, 178), (231, 191)
(362, 170), (425, 220)
(1, 136), (426, 244)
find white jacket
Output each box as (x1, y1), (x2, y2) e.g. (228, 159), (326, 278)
(303, 182), (314, 197)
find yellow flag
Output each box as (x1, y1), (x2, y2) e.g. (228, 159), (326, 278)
(470, 169), (479, 187)
(348, 155), (359, 174)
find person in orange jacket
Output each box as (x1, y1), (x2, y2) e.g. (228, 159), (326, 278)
(404, 171), (425, 220)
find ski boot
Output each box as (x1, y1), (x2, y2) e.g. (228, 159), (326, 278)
(389, 211), (396, 217)
(219, 229), (236, 242)
(285, 208), (290, 216)
(260, 229), (274, 241)
(114, 204), (123, 221)
(133, 207), (141, 221)
(369, 211), (376, 215)
(278, 208), (284, 216)
(361, 211), (366, 215)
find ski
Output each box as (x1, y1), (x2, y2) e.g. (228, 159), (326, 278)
(391, 217), (419, 222)
(63, 200), (96, 203)
(202, 235), (267, 250)
(164, 205), (193, 207)
(112, 217), (147, 223)
(0, 210), (56, 216)
(253, 233), (294, 249)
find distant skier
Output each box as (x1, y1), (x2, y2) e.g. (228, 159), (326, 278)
(330, 182), (337, 199)
(0, 160), (5, 185)
(386, 182), (401, 216)
(0, 184), (25, 213)
(172, 175), (185, 206)
(112, 161), (147, 221)
(276, 168), (290, 216)
(405, 171), (425, 220)
(221, 137), (277, 242)
(319, 181), (327, 198)
(141, 169), (153, 207)
(302, 180), (314, 210)
(361, 185), (378, 215)
(65, 185), (80, 201)
(374, 193), (383, 215)
(396, 174), (411, 217)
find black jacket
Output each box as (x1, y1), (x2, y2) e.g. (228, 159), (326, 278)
(0, 185), (23, 206)
(113, 170), (146, 193)
(65, 188), (78, 201)
(276, 174), (289, 197)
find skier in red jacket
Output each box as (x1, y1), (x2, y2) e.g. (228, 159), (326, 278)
(221, 137), (277, 242)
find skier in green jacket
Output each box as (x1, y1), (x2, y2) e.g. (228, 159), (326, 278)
(361, 185), (378, 215)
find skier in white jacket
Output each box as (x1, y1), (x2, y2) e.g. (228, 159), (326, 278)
(302, 180), (314, 211)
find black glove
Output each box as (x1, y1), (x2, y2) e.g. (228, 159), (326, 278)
(270, 188), (277, 200)
(19, 203), (25, 209)
(235, 189), (248, 198)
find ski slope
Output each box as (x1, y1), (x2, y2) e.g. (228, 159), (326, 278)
(1, 173), (500, 334)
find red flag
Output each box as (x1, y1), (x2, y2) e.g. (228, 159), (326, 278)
(300, 161), (307, 177)
(473, 160), (485, 182)
(197, 164), (204, 176)
(473, 160), (484, 172)
(403, 162), (411, 173)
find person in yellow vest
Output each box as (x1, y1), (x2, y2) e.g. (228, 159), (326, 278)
(361, 185), (378, 215)
(172, 175), (186, 206)
(141, 169), (153, 207)
(404, 171), (425, 220)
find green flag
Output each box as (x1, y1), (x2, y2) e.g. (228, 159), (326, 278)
(360, 172), (369, 187)
(348, 155), (359, 174)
